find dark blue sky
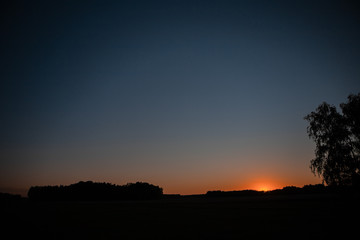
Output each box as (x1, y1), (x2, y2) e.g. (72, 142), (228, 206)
(1, 0), (359, 195)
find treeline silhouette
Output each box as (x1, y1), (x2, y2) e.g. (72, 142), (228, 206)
(28, 181), (163, 201)
(206, 184), (360, 197)
(24, 182), (360, 201)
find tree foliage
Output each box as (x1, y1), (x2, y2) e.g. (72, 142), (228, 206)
(305, 93), (360, 186)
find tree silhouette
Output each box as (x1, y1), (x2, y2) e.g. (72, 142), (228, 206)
(305, 93), (360, 186)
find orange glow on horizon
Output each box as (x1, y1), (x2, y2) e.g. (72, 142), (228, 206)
(162, 174), (321, 195)
(253, 184), (275, 192)
(240, 177), (286, 192)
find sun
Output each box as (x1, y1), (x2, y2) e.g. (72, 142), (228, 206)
(258, 186), (270, 192)
(253, 183), (274, 192)
(246, 178), (278, 192)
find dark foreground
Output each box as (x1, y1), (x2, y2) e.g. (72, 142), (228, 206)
(3, 194), (359, 239)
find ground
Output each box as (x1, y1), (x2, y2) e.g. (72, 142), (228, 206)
(3, 194), (359, 239)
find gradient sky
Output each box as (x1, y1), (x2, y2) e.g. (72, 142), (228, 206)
(1, 0), (360, 196)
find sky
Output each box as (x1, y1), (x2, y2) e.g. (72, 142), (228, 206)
(1, 0), (360, 196)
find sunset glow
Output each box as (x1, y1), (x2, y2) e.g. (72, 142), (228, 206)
(248, 182), (276, 192)
(257, 185), (275, 192)
(1, 0), (358, 197)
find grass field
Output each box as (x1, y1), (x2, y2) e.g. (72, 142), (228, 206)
(3, 194), (359, 239)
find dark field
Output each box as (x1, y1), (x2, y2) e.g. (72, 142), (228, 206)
(3, 194), (359, 239)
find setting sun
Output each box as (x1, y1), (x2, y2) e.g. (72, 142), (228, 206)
(257, 186), (272, 192)
(249, 181), (278, 192)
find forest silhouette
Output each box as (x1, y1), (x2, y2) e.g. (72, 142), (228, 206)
(27, 181), (163, 201)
